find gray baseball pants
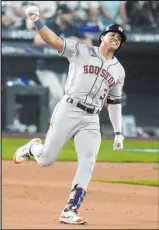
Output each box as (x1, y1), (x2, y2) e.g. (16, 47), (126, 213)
(31, 95), (101, 189)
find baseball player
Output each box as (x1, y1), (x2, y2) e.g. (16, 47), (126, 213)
(13, 6), (126, 225)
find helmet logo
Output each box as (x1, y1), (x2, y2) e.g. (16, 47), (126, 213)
(118, 27), (123, 32)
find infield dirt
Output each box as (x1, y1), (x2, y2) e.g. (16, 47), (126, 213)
(2, 161), (159, 229)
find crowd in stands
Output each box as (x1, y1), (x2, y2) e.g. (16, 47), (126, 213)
(2, 1), (159, 33)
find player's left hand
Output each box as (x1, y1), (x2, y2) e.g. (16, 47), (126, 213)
(113, 134), (124, 151)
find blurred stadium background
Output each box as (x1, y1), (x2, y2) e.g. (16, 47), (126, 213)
(2, 1), (159, 139)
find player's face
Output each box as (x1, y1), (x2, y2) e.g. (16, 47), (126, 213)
(102, 32), (122, 51)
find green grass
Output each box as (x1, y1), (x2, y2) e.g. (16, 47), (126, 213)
(92, 179), (159, 187)
(2, 138), (159, 162)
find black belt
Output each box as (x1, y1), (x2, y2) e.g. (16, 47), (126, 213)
(66, 97), (100, 114)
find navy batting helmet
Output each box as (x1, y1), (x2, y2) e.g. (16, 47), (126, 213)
(99, 24), (127, 50)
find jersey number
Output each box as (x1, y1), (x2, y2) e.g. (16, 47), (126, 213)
(100, 88), (108, 100)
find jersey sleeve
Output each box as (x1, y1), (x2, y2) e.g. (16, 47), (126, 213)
(58, 38), (79, 60)
(108, 67), (125, 100)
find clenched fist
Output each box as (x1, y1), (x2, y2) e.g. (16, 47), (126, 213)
(113, 134), (124, 151)
(25, 6), (40, 22)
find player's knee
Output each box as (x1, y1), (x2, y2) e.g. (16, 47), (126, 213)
(88, 160), (96, 172)
(79, 159), (95, 173)
(85, 150), (96, 164)
(39, 160), (54, 167)
(78, 150), (96, 168)
(40, 148), (57, 166)
(37, 152), (55, 167)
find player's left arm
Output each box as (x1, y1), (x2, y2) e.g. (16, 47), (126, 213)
(107, 69), (125, 151)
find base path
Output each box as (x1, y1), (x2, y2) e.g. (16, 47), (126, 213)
(2, 161), (159, 229)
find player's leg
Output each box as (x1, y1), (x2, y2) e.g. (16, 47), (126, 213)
(30, 122), (70, 166)
(13, 123), (69, 166)
(13, 99), (75, 166)
(59, 129), (101, 224)
(72, 129), (101, 189)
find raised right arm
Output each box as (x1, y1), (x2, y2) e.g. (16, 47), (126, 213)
(25, 6), (64, 52)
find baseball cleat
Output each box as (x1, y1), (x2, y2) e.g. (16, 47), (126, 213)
(59, 210), (87, 225)
(13, 138), (42, 164)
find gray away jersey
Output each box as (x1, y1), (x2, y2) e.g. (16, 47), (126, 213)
(58, 38), (125, 111)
